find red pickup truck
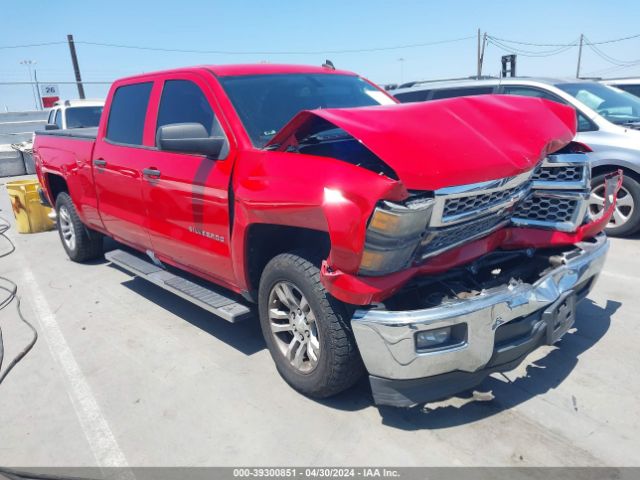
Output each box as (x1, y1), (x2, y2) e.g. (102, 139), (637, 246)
(33, 64), (621, 407)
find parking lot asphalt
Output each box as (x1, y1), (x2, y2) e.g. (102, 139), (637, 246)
(0, 175), (639, 468)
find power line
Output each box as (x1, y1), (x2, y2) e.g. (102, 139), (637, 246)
(2, 32), (639, 54)
(487, 36), (579, 47)
(589, 32), (640, 45)
(74, 36), (475, 55)
(488, 32), (640, 47)
(487, 37), (577, 57)
(584, 61), (640, 77)
(0, 41), (66, 50)
(584, 36), (640, 66)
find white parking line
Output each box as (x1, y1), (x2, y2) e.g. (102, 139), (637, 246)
(21, 267), (135, 478)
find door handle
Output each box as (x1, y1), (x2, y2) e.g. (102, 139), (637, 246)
(93, 159), (107, 167)
(142, 168), (161, 179)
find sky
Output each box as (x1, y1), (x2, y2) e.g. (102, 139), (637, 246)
(1, 0), (640, 111)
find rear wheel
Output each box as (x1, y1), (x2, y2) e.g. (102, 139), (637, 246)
(258, 251), (364, 398)
(55, 192), (104, 262)
(589, 173), (640, 237)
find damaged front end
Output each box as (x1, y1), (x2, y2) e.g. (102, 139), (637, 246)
(266, 95), (621, 407)
(353, 233), (609, 407)
(347, 169), (621, 407)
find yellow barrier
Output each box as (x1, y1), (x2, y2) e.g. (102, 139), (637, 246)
(6, 180), (55, 234)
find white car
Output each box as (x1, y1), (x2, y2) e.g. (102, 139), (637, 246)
(391, 78), (640, 236)
(46, 99), (105, 130)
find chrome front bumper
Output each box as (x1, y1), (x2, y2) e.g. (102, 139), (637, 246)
(351, 234), (609, 381)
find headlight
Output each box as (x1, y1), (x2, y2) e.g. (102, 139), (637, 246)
(359, 196), (434, 276)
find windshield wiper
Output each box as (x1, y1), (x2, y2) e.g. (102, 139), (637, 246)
(298, 130), (351, 145)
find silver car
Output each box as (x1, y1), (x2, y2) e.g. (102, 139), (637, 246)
(391, 78), (640, 236)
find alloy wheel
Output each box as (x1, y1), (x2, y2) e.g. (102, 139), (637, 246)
(58, 205), (76, 251)
(268, 281), (320, 373)
(589, 184), (634, 228)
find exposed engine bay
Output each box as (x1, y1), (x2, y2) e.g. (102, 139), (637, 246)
(379, 241), (595, 311)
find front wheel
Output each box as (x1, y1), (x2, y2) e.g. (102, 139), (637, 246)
(258, 252), (364, 398)
(589, 173), (640, 237)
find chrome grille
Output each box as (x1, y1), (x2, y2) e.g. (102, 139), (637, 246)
(431, 171), (532, 227)
(532, 165), (584, 182)
(514, 195), (578, 223)
(442, 184), (527, 218)
(531, 153), (590, 190)
(416, 152), (591, 262)
(418, 214), (507, 259)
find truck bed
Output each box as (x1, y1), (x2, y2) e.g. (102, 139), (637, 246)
(36, 127), (98, 140)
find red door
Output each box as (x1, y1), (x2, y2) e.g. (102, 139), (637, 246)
(93, 81), (154, 250)
(140, 73), (237, 287)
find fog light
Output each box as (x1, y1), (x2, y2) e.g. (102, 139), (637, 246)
(416, 327), (451, 349)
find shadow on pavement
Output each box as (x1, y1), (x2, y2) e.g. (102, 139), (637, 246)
(102, 240), (622, 422)
(120, 276), (266, 357)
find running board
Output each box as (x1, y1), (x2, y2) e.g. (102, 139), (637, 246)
(105, 249), (252, 323)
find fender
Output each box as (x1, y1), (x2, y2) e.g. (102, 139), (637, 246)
(230, 149), (406, 291)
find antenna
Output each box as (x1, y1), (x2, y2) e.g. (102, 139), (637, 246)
(322, 59), (335, 70)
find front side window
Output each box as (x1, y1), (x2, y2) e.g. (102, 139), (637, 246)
(219, 73), (395, 147)
(502, 85), (597, 132)
(65, 106), (103, 129)
(156, 80), (222, 138)
(106, 82), (153, 145)
(557, 82), (640, 126)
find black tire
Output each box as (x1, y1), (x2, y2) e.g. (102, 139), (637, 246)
(258, 251), (364, 398)
(55, 192), (103, 262)
(591, 173), (640, 237)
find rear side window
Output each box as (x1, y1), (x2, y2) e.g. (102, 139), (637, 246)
(156, 80), (221, 137)
(501, 86), (562, 102)
(106, 82), (153, 145)
(66, 106), (103, 129)
(431, 87), (494, 99)
(394, 90), (430, 103)
(618, 85), (640, 98)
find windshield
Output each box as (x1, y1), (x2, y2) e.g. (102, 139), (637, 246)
(219, 73), (395, 147)
(65, 106), (104, 128)
(556, 82), (640, 125)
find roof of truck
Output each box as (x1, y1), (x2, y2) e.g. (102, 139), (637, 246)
(117, 64), (357, 83)
(208, 64), (357, 77)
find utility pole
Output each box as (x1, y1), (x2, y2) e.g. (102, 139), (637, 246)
(576, 33), (584, 79)
(477, 29), (482, 79)
(67, 34), (86, 99)
(20, 60), (39, 110)
(34, 69), (43, 110)
(477, 30), (487, 78)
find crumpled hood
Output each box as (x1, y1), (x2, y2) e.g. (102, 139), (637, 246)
(267, 95), (577, 190)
